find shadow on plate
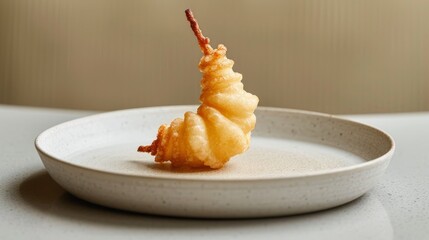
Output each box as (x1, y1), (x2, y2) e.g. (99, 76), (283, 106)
(17, 170), (393, 238)
(131, 161), (219, 173)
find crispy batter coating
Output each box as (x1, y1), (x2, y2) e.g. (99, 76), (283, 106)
(138, 9), (259, 169)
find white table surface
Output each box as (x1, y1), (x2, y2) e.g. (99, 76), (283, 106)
(1, 104), (428, 240)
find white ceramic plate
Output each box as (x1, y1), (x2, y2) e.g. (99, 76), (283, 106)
(35, 106), (394, 218)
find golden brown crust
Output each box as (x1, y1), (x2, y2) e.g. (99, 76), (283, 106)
(137, 9), (259, 169)
(137, 124), (166, 156)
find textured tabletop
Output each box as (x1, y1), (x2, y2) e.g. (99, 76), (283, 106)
(1, 105), (428, 240)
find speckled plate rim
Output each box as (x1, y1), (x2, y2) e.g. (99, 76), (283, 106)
(35, 105), (395, 182)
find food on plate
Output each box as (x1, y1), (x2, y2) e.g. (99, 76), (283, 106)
(138, 9), (259, 169)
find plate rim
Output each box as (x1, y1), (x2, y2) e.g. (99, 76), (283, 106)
(35, 105), (395, 182)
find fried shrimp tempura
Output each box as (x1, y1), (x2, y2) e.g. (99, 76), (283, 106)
(138, 9), (259, 169)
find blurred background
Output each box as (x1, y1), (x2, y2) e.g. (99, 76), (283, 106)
(0, 0), (428, 114)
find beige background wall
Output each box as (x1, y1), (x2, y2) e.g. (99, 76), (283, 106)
(1, 0), (428, 114)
